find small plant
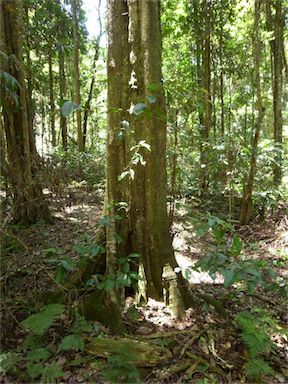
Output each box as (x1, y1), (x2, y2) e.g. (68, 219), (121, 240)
(192, 215), (286, 295)
(1, 305), (94, 383)
(235, 309), (278, 381)
(100, 352), (141, 383)
(86, 253), (142, 291)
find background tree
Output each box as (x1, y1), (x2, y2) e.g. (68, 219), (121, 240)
(0, 0), (50, 224)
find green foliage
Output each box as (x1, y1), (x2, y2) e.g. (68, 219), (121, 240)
(0, 68), (20, 109)
(3, 308), (94, 382)
(44, 147), (105, 191)
(101, 353), (141, 383)
(118, 140), (151, 181)
(21, 304), (65, 335)
(26, 348), (52, 362)
(0, 352), (20, 375)
(192, 215), (286, 294)
(90, 253), (142, 292)
(58, 334), (84, 352)
(27, 362), (64, 383)
(235, 310), (276, 381)
(245, 358), (275, 380)
(58, 313), (93, 352)
(47, 257), (74, 284)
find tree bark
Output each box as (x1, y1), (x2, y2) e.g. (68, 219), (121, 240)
(71, 0), (83, 151)
(1, 0), (50, 225)
(48, 41), (56, 147)
(59, 46), (68, 150)
(83, 41), (100, 149)
(105, 0), (192, 316)
(239, 0), (264, 226)
(272, 0), (283, 184)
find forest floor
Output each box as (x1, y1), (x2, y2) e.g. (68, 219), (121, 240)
(1, 186), (287, 383)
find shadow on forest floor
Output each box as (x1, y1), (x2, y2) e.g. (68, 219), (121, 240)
(1, 187), (287, 383)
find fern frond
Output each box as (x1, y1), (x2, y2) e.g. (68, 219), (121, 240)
(58, 334), (84, 352)
(26, 348), (51, 362)
(72, 313), (93, 334)
(242, 333), (271, 356)
(0, 352), (20, 374)
(41, 362), (64, 383)
(245, 358), (275, 380)
(23, 334), (43, 352)
(21, 304), (65, 335)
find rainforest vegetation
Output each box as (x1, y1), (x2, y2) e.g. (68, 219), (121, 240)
(0, 0), (287, 382)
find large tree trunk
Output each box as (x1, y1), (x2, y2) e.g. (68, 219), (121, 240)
(239, 0), (264, 226)
(105, 0), (192, 316)
(71, 0), (83, 151)
(1, 0), (50, 225)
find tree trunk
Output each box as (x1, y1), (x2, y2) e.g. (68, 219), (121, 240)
(272, 0), (283, 184)
(219, 0), (225, 137)
(71, 0), (83, 151)
(1, 0), (50, 225)
(83, 41), (100, 149)
(239, 0), (264, 226)
(197, 0), (211, 195)
(48, 42), (56, 147)
(59, 46), (68, 150)
(81, 0), (192, 321)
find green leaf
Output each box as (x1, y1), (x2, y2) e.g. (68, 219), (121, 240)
(138, 140), (151, 151)
(132, 103), (147, 115)
(54, 267), (67, 284)
(118, 170), (130, 181)
(61, 100), (80, 118)
(223, 268), (237, 288)
(245, 358), (275, 380)
(73, 313), (93, 334)
(60, 258), (74, 271)
(21, 304), (65, 335)
(43, 248), (61, 257)
(26, 348), (51, 362)
(41, 362), (64, 383)
(230, 235), (243, 256)
(0, 352), (20, 374)
(101, 278), (115, 291)
(129, 168), (135, 180)
(27, 362), (43, 380)
(122, 261), (130, 273)
(129, 272), (143, 281)
(127, 253), (141, 258)
(147, 95), (157, 104)
(121, 120), (130, 129)
(58, 334), (84, 352)
(91, 245), (105, 256)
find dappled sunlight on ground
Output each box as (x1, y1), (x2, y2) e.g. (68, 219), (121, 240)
(173, 219), (224, 285)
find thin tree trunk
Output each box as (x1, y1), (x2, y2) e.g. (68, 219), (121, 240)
(169, 110), (179, 224)
(240, 0), (264, 226)
(220, 0), (225, 137)
(59, 46), (68, 150)
(199, 0), (212, 195)
(273, 0), (283, 184)
(48, 42), (56, 147)
(83, 42), (100, 149)
(72, 0), (83, 151)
